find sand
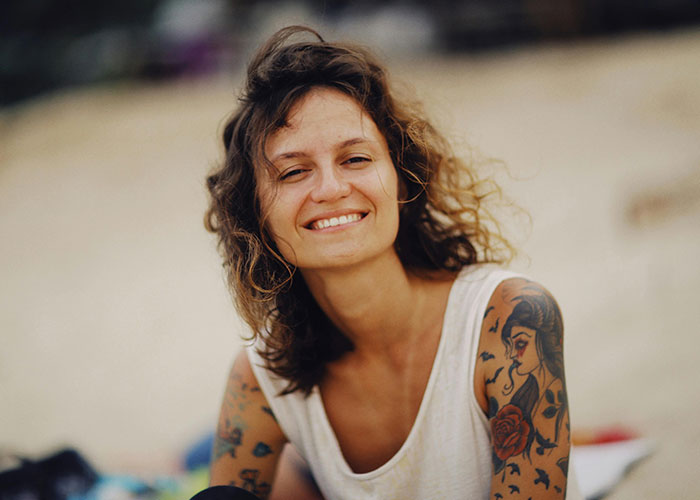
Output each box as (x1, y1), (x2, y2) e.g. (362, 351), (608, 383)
(2, 28), (699, 498)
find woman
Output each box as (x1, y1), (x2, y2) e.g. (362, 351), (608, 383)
(199, 26), (580, 499)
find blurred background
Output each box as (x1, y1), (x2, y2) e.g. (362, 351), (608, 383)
(2, 1), (700, 498)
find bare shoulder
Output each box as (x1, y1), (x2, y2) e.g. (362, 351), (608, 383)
(210, 350), (287, 498)
(475, 278), (571, 498)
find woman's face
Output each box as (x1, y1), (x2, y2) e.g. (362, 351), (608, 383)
(508, 325), (540, 376)
(256, 87), (400, 271)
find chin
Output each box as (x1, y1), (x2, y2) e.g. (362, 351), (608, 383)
(299, 255), (364, 271)
(299, 245), (395, 272)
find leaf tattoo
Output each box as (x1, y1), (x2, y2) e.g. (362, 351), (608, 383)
(545, 389), (555, 404)
(556, 457), (569, 477)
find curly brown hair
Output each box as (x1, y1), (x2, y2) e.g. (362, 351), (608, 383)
(205, 25), (514, 395)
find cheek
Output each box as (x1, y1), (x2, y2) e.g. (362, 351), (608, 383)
(365, 160), (399, 197)
(377, 171), (401, 222)
(516, 344), (528, 359)
(258, 187), (298, 236)
(385, 167), (400, 200)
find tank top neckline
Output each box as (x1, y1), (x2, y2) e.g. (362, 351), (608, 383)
(307, 269), (469, 481)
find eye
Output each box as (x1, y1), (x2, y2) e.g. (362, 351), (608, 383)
(343, 156), (370, 166)
(279, 167), (308, 182)
(514, 340), (528, 351)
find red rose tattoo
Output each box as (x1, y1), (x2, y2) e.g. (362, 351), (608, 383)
(491, 404), (531, 460)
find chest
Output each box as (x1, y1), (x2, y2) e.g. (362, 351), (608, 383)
(319, 335), (441, 473)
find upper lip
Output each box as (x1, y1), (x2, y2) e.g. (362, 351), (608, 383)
(302, 209), (368, 229)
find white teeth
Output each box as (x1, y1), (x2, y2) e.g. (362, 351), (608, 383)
(311, 213), (362, 230)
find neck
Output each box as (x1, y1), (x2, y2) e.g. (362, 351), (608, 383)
(300, 252), (454, 358)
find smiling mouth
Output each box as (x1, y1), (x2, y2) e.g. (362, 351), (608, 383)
(307, 212), (366, 230)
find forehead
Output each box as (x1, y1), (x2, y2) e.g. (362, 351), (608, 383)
(264, 87), (383, 158)
(511, 324), (536, 335)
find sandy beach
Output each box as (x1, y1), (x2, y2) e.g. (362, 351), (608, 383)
(2, 28), (699, 498)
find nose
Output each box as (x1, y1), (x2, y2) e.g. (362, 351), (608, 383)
(309, 165), (351, 203)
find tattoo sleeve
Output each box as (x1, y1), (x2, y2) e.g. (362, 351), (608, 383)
(213, 371), (254, 461)
(209, 354), (286, 499)
(479, 280), (571, 498)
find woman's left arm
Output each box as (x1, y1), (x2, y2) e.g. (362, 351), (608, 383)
(475, 278), (572, 498)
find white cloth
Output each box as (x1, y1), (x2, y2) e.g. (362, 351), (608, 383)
(572, 439), (653, 499)
(247, 265), (583, 499)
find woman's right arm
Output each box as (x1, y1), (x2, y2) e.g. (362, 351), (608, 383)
(210, 350), (287, 499)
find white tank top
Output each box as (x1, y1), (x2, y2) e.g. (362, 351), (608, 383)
(247, 265), (583, 499)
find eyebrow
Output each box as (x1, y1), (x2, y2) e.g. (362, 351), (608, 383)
(512, 331), (533, 340)
(270, 137), (372, 164)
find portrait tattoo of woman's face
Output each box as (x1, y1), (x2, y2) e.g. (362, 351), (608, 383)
(486, 282), (569, 485)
